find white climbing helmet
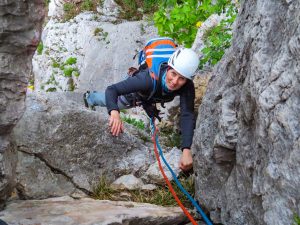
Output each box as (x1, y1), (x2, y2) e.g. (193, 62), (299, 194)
(168, 48), (199, 80)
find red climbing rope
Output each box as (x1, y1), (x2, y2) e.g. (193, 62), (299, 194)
(151, 127), (198, 225)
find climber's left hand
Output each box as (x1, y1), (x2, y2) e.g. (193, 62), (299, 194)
(179, 148), (193, 171)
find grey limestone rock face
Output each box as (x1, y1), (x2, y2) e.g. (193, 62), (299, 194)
(32, 13), (157, 93)
(144, 147), (182, 185)
(12, 92), (156, 199)
(0, 196), (188, 225)
(0, 0), (45, 208)
(193, 0), (300, 225)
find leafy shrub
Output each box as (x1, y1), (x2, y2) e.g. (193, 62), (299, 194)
(153, 0), (238, 67)
(200, 3), (237, 68)
(63, 67), (73, 77)
(154, 0), (203, 48)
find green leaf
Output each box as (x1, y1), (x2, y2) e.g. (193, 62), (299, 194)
(65, 57), (77, 65)
(63, 67), (73, 77)
(168, 23), (174, 32)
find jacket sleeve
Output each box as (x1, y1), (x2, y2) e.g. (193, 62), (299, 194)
(105, 70), (153, 114)
(179, 81), (195, 150)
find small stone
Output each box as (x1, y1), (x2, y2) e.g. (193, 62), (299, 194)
(111, 174), (144, 191)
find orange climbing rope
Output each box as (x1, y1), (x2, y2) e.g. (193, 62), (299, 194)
(151, 127), (198, 225)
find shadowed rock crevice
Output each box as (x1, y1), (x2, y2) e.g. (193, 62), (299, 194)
(15, 148), (91, 199)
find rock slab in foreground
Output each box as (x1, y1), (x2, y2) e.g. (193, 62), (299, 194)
(0, 196), (188, 225)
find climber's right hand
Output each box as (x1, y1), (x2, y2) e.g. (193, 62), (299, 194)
(109, 110), (124, 136)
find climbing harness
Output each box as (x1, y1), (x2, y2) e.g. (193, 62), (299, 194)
(149, 118), (213, 225)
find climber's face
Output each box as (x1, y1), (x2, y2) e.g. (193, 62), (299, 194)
(166, 68), (187, 91)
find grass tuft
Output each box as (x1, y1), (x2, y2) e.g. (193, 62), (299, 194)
(114, 0), (162, 20)
(92, 174), (195, 207)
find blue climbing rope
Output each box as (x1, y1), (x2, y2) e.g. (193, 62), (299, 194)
(149, 118), (213, 225)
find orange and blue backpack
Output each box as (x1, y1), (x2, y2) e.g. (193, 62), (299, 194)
(136, 37), (177, 99)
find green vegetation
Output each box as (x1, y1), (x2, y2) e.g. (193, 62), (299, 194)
(44, 0), (50, 6)
(81, 0), (95, 11)
(293, 214), (300, 225)
(63, 2), (77, 21)
(42, 57), (80, 92)
(65, 57), (77, 65)
(92, 176), (115, 200)
(61, 0), (237, 70)
(51, 57), (80, 77)
(154, 0), (235, 47)
(62, 57), (79, 77)
(114, 0), (164, 20)
(93, 174), (195, 207)
(63, 67), (80, 77)
(63, 0), (99, 21)
(37, 41), (43, 55)
(199, 3), (237, 68)
(160, 126), (181, 148)
(46, 87), (57, 92)
(29, 78), (34, 86)
(121, 116), (145, 130)
(51, 58), (60, 68)
(153, 0), (238, 67)
(63, 67), (74, 77)
(62, 0), (162, 21)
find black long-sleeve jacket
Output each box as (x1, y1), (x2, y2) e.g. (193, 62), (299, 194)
(105, 65), (195, 149)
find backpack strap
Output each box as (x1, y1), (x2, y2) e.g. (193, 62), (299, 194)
(147, 63), (165, 101)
